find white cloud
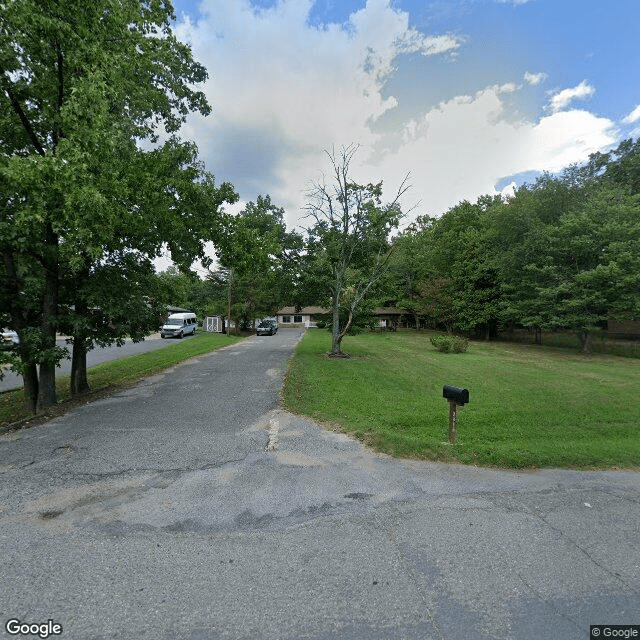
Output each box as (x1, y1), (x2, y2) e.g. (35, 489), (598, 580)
(524, 71), (546, 86)
(421, 34), (463, 57)
(549, 80), (595, 113)
(622, 104), (640, 124)
(173, 2), (618, 236)
(370, 85), (617, 218)
(174, 0), (462, 227)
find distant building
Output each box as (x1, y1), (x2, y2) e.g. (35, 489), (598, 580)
(276, 307), (329, 328)
(276, 306), (405, 330)
(607, 314), (640, 339)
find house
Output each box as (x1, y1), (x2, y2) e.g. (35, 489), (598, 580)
(277, 307), (330, 328)
(276, 306), (405, 330)
(374, 307), (405, 331)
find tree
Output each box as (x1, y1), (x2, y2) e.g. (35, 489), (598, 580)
(389, 198), (502, 337)
(384, 219), (435, 330)
(303, 144), (408, 356)
(214, 195), (301, 333)
(0, 0), (237, 410)
(492, 171), (640, 352)
(60, 253), (163, 395)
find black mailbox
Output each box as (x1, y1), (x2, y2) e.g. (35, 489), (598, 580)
(443, 385), (469, 406)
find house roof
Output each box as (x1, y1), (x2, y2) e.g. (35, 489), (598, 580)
(277, 307), (330, 315)
(277, 306), (404, 316)
(374, 307), (404, 315)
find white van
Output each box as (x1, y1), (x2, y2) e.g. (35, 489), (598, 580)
(160, 313), (197, 339)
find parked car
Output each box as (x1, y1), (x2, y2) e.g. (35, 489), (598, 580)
(1, 328), (19, 350)
(160, 312), (197, 339)
(256, 320), (277, 336)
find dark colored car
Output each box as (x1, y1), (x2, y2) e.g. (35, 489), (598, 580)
(256, 321), (277, 336)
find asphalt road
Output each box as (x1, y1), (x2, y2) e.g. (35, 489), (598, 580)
(0, 329), (638, 640)
(0, 333), (186, 392)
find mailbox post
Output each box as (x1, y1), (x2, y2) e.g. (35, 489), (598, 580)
(443, 385), (469, 444)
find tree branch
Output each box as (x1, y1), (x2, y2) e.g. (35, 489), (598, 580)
(0, 70), (47, 156)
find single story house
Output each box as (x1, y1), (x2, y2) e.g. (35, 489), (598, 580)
(374, 307), (405, 330)
(277, 307), (330, 328)
(276, 306), (405, 329)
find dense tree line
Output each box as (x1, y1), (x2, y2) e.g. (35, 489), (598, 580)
(161, 140), (640, 357)
(385, 139), (640, 352)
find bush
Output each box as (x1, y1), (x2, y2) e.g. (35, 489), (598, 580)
(430, 335), (469, 353)
(451, 336), (469, 353)
(430, 335), (450, 352)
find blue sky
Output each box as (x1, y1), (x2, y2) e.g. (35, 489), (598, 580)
(168, 0), (640, 236)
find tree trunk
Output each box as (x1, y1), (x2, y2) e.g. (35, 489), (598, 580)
(331, 293), (342, 355)
(37, 362), (57, 411)
(577, 330), (593, 355)
(36, 223), (59, 411)
(22, 362), (39, 414)
(71, 335), (90, 395)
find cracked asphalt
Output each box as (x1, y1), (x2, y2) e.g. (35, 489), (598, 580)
(0, 328), (638, 640)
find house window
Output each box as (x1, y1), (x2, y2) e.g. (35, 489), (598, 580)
(294, 315), (303, 324)
(282, 315), (291, 323)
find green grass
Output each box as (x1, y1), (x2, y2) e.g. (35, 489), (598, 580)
(501, 329), (640, 358)
(283, 329), (640, 469)
(1, 332), (243, 429)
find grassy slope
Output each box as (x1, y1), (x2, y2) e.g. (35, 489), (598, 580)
(283, 330), (640, 469)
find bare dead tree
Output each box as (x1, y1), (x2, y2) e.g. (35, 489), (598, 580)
(303, 144), (411, 355)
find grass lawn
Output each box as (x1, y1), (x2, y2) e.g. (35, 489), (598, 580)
(1, 331), (243, 430)
(283, 329), (640, 469)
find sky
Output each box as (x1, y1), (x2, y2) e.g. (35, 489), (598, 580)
(165, 0), (640, 264)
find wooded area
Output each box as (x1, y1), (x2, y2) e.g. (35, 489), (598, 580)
(385, 139), (640, 352)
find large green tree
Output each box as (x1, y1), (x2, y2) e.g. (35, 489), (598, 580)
(0, 0), (236, 411)
(384, 219), (434, 330)
(214, 195), (302, 332)
(490, 169), (640, 352)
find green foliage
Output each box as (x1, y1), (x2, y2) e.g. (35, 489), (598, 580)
(492, 167), (640, 350)
(1, 0), (237, 409)
(429, 335), (469, 353)
(213, 195), (303, 331)
(430, 335), (451, 352)
(383, 139), (640, 352)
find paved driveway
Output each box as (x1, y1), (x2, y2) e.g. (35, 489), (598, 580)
(0, 329), (638, 640)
